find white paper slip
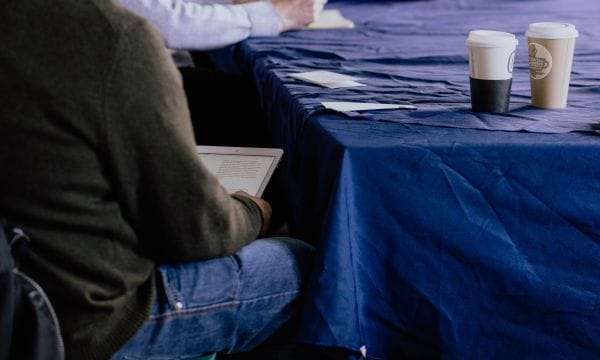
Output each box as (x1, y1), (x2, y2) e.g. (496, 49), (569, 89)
(321, 80), (367, 89)
(289, 70), (366, 88)
(321, 101), (417, 112)
(289, 70), (360, 82)
(307, 9), (355, 30)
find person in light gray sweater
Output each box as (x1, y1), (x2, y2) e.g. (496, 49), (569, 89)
(117, 0), (321, 52)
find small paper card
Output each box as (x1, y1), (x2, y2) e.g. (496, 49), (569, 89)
(289, 70), (366, 88)
(307, 9), (355, 30)
(321, 101), (417, 112)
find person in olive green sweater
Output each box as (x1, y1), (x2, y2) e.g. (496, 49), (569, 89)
(0, 0), (314, 359)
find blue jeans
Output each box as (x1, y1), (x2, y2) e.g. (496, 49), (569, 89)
(110, 237), (314, 360)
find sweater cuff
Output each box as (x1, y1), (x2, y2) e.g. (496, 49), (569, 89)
(241, 2), (282, 37)
(231, 193), (263, 238)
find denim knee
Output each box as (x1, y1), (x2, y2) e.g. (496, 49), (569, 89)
(233, 237), (315, 301)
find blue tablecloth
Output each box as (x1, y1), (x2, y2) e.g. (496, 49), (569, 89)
(209, 0), (600, 358)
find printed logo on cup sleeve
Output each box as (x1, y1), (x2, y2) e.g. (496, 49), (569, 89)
(507, 50), (516, 74)
(528, 43), (552, 80)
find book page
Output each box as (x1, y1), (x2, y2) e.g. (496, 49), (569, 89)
(199, 153), (275, 196)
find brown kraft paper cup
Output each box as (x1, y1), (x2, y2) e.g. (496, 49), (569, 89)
(527, 23), (578, 109)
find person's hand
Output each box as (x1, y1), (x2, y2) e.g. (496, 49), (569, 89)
(270, 0), (316, 32)
(234, 191), (272, 237)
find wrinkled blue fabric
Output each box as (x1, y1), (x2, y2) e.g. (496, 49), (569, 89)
(213, 0), (599, 135)
(208, 0), (600, 359)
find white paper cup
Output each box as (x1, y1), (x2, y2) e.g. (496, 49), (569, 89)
(466, 30), (518, 112)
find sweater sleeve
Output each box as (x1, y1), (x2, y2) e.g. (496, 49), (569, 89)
(117, 0), (281, 50)
(102, 18), (262, 263)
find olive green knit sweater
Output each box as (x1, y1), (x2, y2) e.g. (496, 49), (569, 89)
(0, 0), (262, 359)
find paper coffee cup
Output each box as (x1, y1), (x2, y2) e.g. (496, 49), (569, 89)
(466, 30), (518, 113)
(526, 22), (578, 109)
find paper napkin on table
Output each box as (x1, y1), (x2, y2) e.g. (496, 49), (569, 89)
(289, 70), (366, 88)
(321, 102), (417, 112)
(307, 9), (355, 30)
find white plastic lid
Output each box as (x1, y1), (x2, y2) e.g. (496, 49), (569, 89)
(526, 22), (578, 39)
(465, 30), (518, 48)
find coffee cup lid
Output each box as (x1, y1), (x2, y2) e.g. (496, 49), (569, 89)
(465, 30), (518, 48)
(526, 22), (578, 39)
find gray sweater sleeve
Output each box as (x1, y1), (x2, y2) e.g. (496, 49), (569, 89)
(102, 18), (262, 262)
(117, 0), (281, 50)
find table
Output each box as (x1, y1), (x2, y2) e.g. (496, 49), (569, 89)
(209, 0), (600, 358)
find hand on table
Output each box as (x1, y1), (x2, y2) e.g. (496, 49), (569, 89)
(234, 0), (327, 31)
(270, 0), (317, 31)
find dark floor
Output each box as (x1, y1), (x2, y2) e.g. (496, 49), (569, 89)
(218, 344), (362, 360)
